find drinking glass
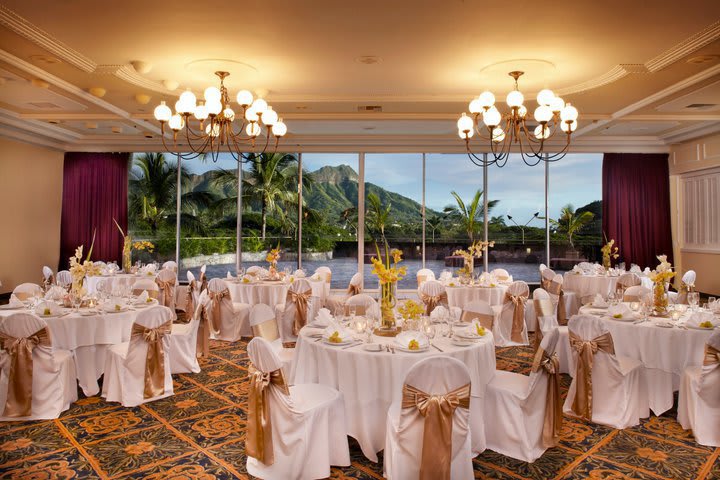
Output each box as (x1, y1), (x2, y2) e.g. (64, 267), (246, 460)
(707, 297), (716, 312)
(365, 315), (376, 343)
(688, 292), (700, 311)
(607, 291), (617, 306)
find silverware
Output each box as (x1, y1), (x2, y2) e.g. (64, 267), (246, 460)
(431, 343), (443, 352)
(390, 345), (396, 354)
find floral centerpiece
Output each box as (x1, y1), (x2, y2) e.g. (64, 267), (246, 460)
(266, 246), (281, 279)
(601, 238), (619, 270)
(68, 233), (101, 297)
(398, 299), (424, 331)
(114, 219), (154, 272)
(453, 240), (494, 283)
(648, 254), (675, 315)
(370, 248), (407, 330)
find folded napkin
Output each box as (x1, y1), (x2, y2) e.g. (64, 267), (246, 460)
(42, 266), (53, 280)
(104, 297), (126, 312)
(643, 267), (651, 275)
(294, 269), (306, 278)
(710, 302), (720, 314)
(607, 304), (634, 320)
(7, 294), (24, 308)
(592, 294), (609, 308)
(136, 290), (150, 303)
(322, 322), (354, 343)
(572, 265), (583, 274)
(45, 285), (67, 301)
(312, 308), (334, 327)
(241, 275), (255, 284)
(686, 311), (719, 329)
(630, 264), (641, 273)
(395, 331), (429, 350)
(439, 271), (453, 282)
(35, 301), (61, 316)
(430, 305), (449, 321)
(467, 319), (488, 337)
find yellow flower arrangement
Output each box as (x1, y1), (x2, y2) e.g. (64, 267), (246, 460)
(601, 238), (619, 269)
(266, 247), (281, 267)
(454, 240), (494, 277)
(132, 240), (155, 252)
(398, 299), (423, 321)
(68, 233), (101, 296)
(648, 254), (675, 314)
(370, 252), (407, 286)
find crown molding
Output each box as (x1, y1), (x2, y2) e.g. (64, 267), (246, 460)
(662, 122), (720, 144)
(0, 124), (67, 150)
(0, 108), (81, 141)
(95, 64), (173, 94)
(646, 20), (720, 72)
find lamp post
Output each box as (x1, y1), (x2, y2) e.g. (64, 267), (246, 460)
(506, 212), (540, 245)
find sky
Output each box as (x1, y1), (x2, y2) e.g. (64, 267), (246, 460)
(178, 151), (602, 222)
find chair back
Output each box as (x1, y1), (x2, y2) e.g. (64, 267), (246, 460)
(314, 266), (332, 284)
(345, 293), (378, 317)
(528, 328), (563, 447)
(623, 285), (650, 302)
(199, 264), (208, 293)
(541, 268), (555, 289)
(12, 283), (42, 301)
(539, 263), (547, 272)
(491, 268), (511, 282)
(56, 271), (72, 288)
(247, 266), (263, 276)
(282, 278), (314, 336)
(698, 330), (720, 408)
(155, 268), (177, 312)
(347, 272), (362, 295)
(682, 270), (697, 286)
(133, 279), (159, 298)
(162, 260), (178, 272)
(533, 287), (556, 348)
(418, 280), (448, 316)
(416, 268), (435, 287)
(41, 266), (54, 289)
(500, 281), (529, 343)
(125, 306), (173, 402)
(250, 303), (280, 343)
(460, 300), (493, 329)
(617, 273), (641, 289)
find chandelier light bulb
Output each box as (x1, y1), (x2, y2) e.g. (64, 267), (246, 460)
(205, 123), (220, 137)
(469, 98), (484, 114)
(536, 89), (555, 106)
(458, 128), (474, 139)
(272, 120), (287, 137)
(251, 98), (268, 114)
(491, 127), (505, 143)
(178, 89), (196, 112)
(263, 106), (278, 126)
(206, 100), (222, 116)
(204, 86), (221, 103)
(560, 103), (579, 122)
(153, 101), (171, 122)
(222, 107), (235, 121)
(245, 107), (259, 122)
(534, 105), (553, 123)
(517, 105), (527, 118)
(534, 124), (550, 140)
(457, 113), (474, 133)
(549, 96), (565, 113)
(168, 113), (184, 131)
(478, 91), (495, 108)
(482, 107), (502, 127)
(236, 89), (254, 106)
(506, 90), (524, 108)
(561, 119), (578, 133)
(246, 122), (261, 137)
(194, 102), (208, 121)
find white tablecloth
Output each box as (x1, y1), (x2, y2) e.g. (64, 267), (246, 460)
(225, 278), (326, 307)
(0, 306), (141, 396)
(85, 273), (155, 294)
(563, 273), (652, 300)
(446, 284), (508, 308)
(291, 327), (496, 461)
(578, 305), (714, 415)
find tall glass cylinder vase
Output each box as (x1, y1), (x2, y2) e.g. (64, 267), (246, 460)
(380, 281), (397, 329)
(122, 236), (132, 273)
(653, 280), (668, 315)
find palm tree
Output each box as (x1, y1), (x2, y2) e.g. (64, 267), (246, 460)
(443, 189), (499, 243)
(426, 215), (443, 243)
(366, 193), (391, 241)
(550, 204), (595, 250)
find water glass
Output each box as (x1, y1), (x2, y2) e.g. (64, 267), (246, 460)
(688, 292), (700, 311)
(707, 297), (716, 311)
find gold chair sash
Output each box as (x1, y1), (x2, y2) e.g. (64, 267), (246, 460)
(568, 331), (615, 420)
(540, 276), (552, 291)
(344, 304), (367, 316)
(155, 277), (176, 308)
(41, 274), (55, 291)
(704, 345), (720, 367)
(533, 298), (555, 351)
(347, 283), (361, 296)
(199, 272), (208, 293)
(208, 289), (229, 334)
(460, 311), (493, 329)
(246, 365), (289, 465)
(131, 320), (171, 399)
(132, 288), (159, 299)
(185, 280), (196, 318)
(0, 327), (51, 417)
(288, 288), (312, 335)
(401, 382), (471, 480)
(320, 272), (331, 284)
(252, 318), (280, 342)
(675, 282), (692, 305)
(531, 347), (563, 447)
(420, 291), (448, 316)
(547, 281), (567, 325)
(197, 306), (211, 357)
(504, 292), (528, 343)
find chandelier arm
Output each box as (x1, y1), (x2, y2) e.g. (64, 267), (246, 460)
(465, 147), (497, 167)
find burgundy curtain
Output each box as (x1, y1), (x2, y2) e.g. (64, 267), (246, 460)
(602, 153), (672, 269)
(60, 152), (130, 269)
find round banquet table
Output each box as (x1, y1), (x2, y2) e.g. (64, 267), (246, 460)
(85, 273), (156, 295)
(563, 272), (652, 300)
(290, 326), (496, 461)
(0, 305), (141, 396)
(445, 283), (508, 308)
(578, 304), (715, 415)
(225, 278), (326, 307)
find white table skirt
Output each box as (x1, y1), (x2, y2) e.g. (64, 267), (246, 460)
(0, 306), (140, 396)
(563, 273), (653, 300)
(291, 327), (496, 461)
(446, 284), (508, 308)
(85, 273), (156, 294)
(578, 305), (713, 415)
(225, 278), (326, 307)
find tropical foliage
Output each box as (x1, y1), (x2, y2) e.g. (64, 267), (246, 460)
(443, 189), (499, 243)
(550, 203), (595, 249)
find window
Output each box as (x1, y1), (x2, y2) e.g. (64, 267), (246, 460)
(681, 168), (720, 252)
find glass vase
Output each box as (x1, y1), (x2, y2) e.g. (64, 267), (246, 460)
(122, 236), (132, 273)
(380, 281), (397, 329)
(653, 280), (668, 315)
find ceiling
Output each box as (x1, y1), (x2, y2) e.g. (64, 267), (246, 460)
(1, 1), (719, 153)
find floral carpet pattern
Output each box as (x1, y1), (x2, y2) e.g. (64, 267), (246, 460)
(0, 337), (718, 479)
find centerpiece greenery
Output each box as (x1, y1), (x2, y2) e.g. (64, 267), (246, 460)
(601, 237), (619, 270)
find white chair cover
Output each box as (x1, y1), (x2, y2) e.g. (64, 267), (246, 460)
(0, 313), (77, 420)
(12, 283), (42, 301)
(56, 270), (72, 288)
(246, 337), (350, 479)
(326, 272), (362, 313)
(484, 329), (562, 462)
(345, 293), (380, 318)
(41, 266), (54, 290)
(276, 278), (318, 343)
(169, 302), (201, 374)
(616, 273), (641, 294)
(250, 303), (294, 372)
(677, 330), (720, 447)
(314, 266), (332, 284)
(206, 278), (251, 341)
(495, 281), (530, 346)
(416, 268), (435, 287)
(162, 260), (178, 272)
(548, 273), (579, 324)
(623, 285), (651, 302)
(460, 300), (494, 331)
(562, 315), (650, 428)
(418, 280), (460, 318)
(384, 356), (473, 480)
(540, 268), (555, 290)
(491, 268), (511, 282)
(669, 270), (697, 304)
(247, 265), (264, 276)
(534, 288), (574, 376)
(102, 306), (174, 407)
(183, 271), (200, 315)
(155, 268), (177, 316)
(199, 264), (208, 293)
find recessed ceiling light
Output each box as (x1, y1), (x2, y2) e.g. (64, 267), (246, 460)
(89, 87), (106, 98)
(29, 54), (61, 65)
(31, 78), (50, 88)
(295, 105), (308, 110)
(363, 126), (376, 131)
(130, 60), (152, 74)
(687, 55), (719, 64)
(355, 56), (382, 65)
(48, 120), (60, 124)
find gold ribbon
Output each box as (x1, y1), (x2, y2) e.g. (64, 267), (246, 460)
(131, 320), (171, 399)
(568, 331), (615, 420)
(0, 327), (51, 417)
(401, 382), (471, 480)
(675, 282), (692, 305)
(460, 310), (493, 329)
(41, 274), (55, 291)
(252, 318), (280, 342)
(199, 272), (208, 293)
(704, 345), (720, 367)
(133, 288), (159, 299)
(289, 288), (312, 335)
(185, 280), (196, 318)
(533, 298), (555, 351)
(246, 365), (290, 465)
(547, 281), (567, 326)
(420, 291), (448, 316)
(155, 277), (176, 309)
(504, 292), (528, 343)
(540, 276), (552, 291)
(531, 347), (563, 447)
(196, 306), (211, 357)
(344, 304), (367, 316)
(347, 283), (361, 296)
(208, 289), (229, 334)
(320, 271), (332, 284)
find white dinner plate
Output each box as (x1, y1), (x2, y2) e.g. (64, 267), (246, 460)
(605, 314), (636, 322)
(323, 338), (354, 346)
(363, 343), (384, 352)
(135, 299), (158, 308)
(686, 324), (717, 331)
(451, 338), (475, 347)
(105, 307), (129, 314)
(394, 344), (430, 353)
(0, 304), (23, 310)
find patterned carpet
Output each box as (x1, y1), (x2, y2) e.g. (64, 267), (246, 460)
(1, 336), (718, 479)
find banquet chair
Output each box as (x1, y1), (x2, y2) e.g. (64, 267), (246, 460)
(184, 271), (200, 316)
(276, 278), (319, 343)
(246, 337), (350, 479)
(623, 285), (651, 302)
(416, 268), (435, 287)
(132, 278), (159, 299)
(199, 264), (208, 293)
(483, 329), (564, 462)
(563, 315), (649, 428)
(247, 265), (264, 276)
(460, 300), (494, 330)
(491, 268), (512, 282)
(548, 273), (579, 323)
(495, 281), (530, 346)
(345, 293), (380, 318)
(56, 270), (72, 289)
(615, 272), (641, 296)
(418, 280), (460, 318)
(314, 266), (332, 284)
(250, 303), (294, 372)
(206, 278), (251, 342)
(168, 301), (201, 374)
(102, 306), (174, 407)
(677, 330), (720, 447)
(162, 260), (178, 272)
(41, 265), (55, 290)
(0, 313), (77, 420)
(534, 288), (574, 375)
(384, 356), (473, 480)
(668, 270), (697, 304)
(11, 283), (42, 301)
(539, 263), (547, 273)
(325, 272), (362, 314)
(540, 268), (555, 290)
(155, 268), (177, 317)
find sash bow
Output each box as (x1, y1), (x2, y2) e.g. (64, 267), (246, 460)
(547, 281), (567, 325)
(246, 365), (289, 465)
(531, 348), (563, 447)
(569, 331), (615, 419)
(0, 327), (51, 417)
(288, 288), (312, 335)
(503, 292), (528, 343)
(208, 289), (229, 334)
(155, 277), (176, 309)
(131, 320), (171, 399)
(420, 291), (448, 316)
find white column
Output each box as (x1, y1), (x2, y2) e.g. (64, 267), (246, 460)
(297, 152), (303, 270)
(483, 153), (489, 273)
(422, 153), (426, 268)
(236, 157), (243, 273)
(357, 153), (365, 289)
(175, 152), (181, 267)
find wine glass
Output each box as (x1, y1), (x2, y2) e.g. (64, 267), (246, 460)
(607, 291), (617, 306)
(688, 292), (700, 312)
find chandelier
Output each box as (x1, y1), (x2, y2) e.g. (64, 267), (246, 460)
(153, 71), (287, 162)
(457, 71), (579, 167)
